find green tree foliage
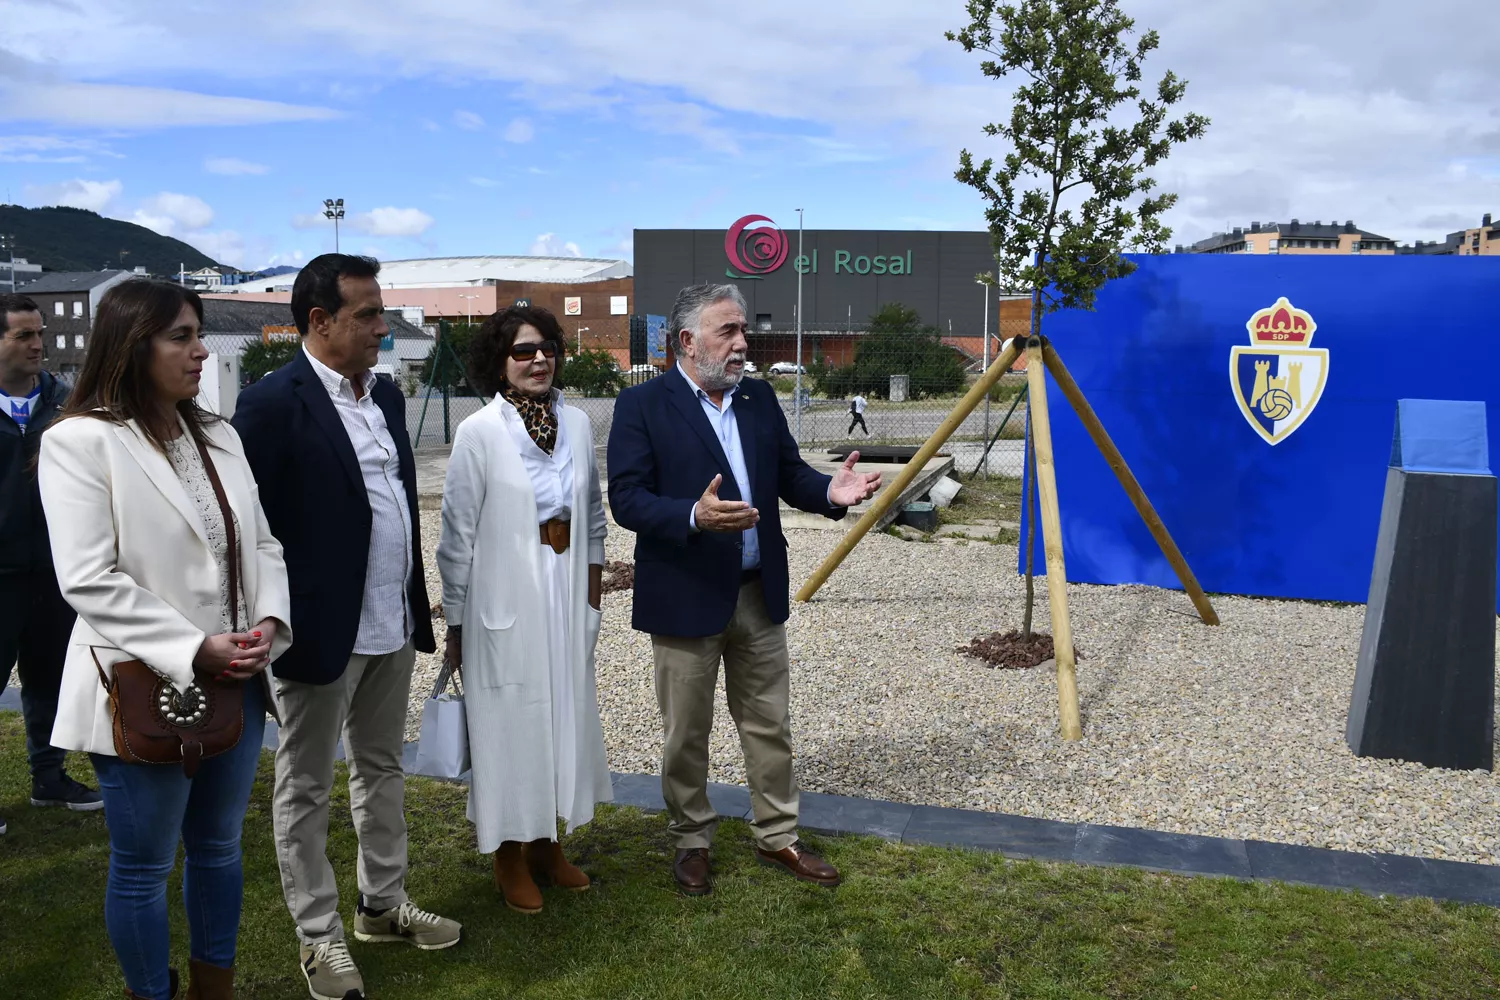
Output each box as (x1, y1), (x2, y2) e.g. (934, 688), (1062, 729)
(421, 323), (479, 395)
(948, 0), (1208, 637)
(561, 348), (626, 398)
(239, 338), (301, 383)
(948, 0), (1208, 319)
(814, 303), (967, 400)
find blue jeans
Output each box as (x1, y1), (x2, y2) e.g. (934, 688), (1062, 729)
(91, 679), (267, 1000)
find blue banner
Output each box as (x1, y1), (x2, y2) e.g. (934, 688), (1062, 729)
(1018, 254), (1500, 611)
(646, 314), (668, 361)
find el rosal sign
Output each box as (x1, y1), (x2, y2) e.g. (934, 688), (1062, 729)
(724, 214), (914, 280)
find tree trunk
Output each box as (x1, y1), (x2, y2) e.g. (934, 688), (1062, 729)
(1021, 283), (1044, 640)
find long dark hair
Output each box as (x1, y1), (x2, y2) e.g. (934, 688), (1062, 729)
(62, 279), (219, 454)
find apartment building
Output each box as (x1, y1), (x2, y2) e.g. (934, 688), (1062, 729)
(1181, 220), (1397, 255)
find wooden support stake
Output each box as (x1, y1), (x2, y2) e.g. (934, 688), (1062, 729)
(1041, 344), (1219, 627)
(1026, 341), (1082, 742)
(795, 339), (1024, 603)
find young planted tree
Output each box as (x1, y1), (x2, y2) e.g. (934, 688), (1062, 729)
(948, 0), (1208, 639)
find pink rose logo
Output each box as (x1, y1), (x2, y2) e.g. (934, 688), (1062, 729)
(724, 214), (788, 280)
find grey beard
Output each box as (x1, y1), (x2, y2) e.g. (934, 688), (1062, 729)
(693, 352), (745, 391)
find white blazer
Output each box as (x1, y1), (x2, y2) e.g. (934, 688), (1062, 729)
(38, 414), (293, 756)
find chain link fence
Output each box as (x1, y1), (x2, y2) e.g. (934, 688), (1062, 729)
(204, 311), (1034, 484)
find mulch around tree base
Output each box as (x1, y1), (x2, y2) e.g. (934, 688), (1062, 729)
(602, 560), (635, 594)
(956, 629), (1083, 670)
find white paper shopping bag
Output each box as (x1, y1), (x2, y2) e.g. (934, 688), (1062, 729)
(413, 662), (469, 779)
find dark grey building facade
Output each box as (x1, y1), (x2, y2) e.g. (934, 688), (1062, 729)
(634, 225), (997, 336)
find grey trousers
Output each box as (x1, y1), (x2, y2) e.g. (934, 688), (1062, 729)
(272, 642), (416, 944)
(651, 579), (799, 852)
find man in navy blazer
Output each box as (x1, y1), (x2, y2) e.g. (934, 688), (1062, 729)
(233, 254), (458, 1000)
(608, 283), (880, 896)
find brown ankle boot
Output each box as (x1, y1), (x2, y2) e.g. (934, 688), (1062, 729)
(527, 838), (591, 890)
(494, 841), (543, 914)
(124, 968), (178, 999)
(185, 959), (234, 1000)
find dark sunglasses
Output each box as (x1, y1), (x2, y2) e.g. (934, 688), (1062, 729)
(510, 341), (559, 361)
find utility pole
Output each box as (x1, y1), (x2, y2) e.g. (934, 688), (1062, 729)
(794, 207), (804, 445)
(979, 278), (991, 478)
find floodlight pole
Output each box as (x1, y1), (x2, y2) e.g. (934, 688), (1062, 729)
(794, 207), (804, 445)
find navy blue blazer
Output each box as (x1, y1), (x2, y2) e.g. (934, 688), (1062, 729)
(606, 366), (846, 637)
(232, 351), (435, 685)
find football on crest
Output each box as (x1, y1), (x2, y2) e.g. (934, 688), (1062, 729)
(1259, 388), (1295, 420)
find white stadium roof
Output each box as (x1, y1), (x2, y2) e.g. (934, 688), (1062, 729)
(375, 255), (632, 287)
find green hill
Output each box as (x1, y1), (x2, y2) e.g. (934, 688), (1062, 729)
(0, 204), (221, 276)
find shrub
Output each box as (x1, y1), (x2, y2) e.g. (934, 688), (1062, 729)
(239, 338), (300, 383)
(816, 303), (967, 400)
(561, 348), (626, 398)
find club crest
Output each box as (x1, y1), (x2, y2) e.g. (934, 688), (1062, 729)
(1229, 296), (1329, 445)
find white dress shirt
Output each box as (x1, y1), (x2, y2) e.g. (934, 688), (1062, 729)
(500, 389), (573, 523)
(303, 347), (414, 655)
(680, 364), (760, 571)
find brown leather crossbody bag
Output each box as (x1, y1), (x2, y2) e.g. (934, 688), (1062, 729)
(92, 433), (245, 778)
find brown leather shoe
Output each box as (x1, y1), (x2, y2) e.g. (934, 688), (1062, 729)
(672, 848), (712, 896)
(185, 958), (233, 1000)
(494, 841), (543, 914)
(755, 840), (841, 887)
(527, 838), (591, 891)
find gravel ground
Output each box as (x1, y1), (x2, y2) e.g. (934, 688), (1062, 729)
(407, 510), (1500, 866)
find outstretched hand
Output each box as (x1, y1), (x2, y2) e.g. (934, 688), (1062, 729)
(694, 473), (759, 533)
(828, 452), (881, 508)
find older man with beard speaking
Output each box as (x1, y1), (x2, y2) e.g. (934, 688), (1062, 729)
(607, 283), (880, 896)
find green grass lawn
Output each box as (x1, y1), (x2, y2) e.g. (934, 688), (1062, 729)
(3, 711), (1498, 999)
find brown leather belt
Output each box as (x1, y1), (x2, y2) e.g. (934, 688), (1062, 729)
(540, 518), (571, 555)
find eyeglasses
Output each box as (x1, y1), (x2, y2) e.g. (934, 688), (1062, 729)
(509, 341), (559, 361)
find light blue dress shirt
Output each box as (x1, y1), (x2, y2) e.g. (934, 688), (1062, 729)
(680, 364), (760, 571)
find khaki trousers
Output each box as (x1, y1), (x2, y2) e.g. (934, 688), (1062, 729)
(652, 579), (798, 852)
(272, 642), (415, 944)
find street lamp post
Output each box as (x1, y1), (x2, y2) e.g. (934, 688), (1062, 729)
(794, 208), (804, 445)
(458, 293), (479, 330)
(323, 198), (345, 253)
(576, 326), (589, 355)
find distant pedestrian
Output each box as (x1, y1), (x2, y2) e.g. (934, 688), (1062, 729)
(0, 292), (101, 839)
(847, 393), (869, 436)
(233, 253), (458, 1000)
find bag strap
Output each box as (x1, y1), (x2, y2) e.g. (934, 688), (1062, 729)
(91, 647), (112, 689)
(194, 434), (241, 632)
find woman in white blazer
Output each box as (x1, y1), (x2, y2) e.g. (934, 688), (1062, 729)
(436, 304), (612, 915)
(38, 279), (291, 1000)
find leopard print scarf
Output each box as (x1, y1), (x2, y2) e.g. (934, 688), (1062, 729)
(502, 384), (558, 454)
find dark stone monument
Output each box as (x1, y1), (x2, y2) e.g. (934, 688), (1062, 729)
(1347, 399), (1496, 771)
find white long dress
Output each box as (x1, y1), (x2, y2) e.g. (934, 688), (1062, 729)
(435, 391), (613, 853)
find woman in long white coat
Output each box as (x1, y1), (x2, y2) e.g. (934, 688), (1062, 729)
(435, 304), (612, 915)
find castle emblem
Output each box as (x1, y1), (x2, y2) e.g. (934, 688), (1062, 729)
(1229, 296), (1329, 445)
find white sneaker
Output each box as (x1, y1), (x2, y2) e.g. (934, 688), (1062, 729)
(353, 899), (462, 951)
(299, 939), (364, 1000)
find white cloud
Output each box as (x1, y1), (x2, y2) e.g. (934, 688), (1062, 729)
(131, 192), (215, 236)
(468, 176), (500, 187)
(502, 117), (534, 143)
(0, 134), (117, 163)
(530, 232), (582, 257)
(419, 118), (441, 132)
(290, 213), (326, 230)
(24, 178), (122, 212)
(183, 229), (248, 268)
(350, 206), (435, 238)
(0, 80), (338, 129)
(453, 110), (485, 131)
(204, 156), (269, 175)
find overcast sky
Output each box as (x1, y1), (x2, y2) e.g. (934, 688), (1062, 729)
(2, 0), (1495, 269)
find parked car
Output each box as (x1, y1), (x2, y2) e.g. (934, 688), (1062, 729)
(742, 360), (759, 374)
(768, 361), (806, 375)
